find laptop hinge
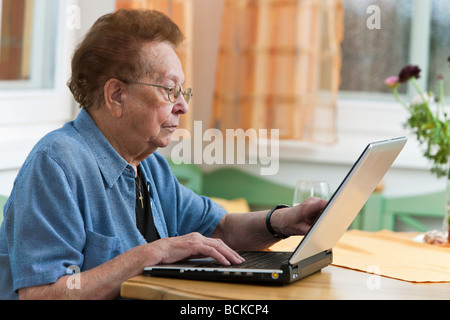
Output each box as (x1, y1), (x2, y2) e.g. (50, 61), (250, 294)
(288, 249), (333, 282)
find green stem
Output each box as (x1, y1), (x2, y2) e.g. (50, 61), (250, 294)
(439, 78), (447, 122)
(392, 87), (409, 110)
(411, 77), (427, 101)
(439, 79), (445, 108)
(411, 77), (434, 119)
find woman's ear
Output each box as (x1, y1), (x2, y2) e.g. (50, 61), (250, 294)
(104, 79), (125, 118)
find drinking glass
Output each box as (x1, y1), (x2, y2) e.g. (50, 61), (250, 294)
(293, 180), (330, 206)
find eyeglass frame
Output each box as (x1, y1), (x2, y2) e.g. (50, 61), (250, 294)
(124, 80), (193, 104)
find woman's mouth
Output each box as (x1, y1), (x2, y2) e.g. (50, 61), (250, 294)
(163, 125), (178, 132)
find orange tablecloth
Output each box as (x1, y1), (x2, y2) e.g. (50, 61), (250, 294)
(271, 230), (450, 283)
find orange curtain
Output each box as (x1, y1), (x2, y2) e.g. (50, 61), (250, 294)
(0, 0), (33, 80)
(115, 0), (194, 131)
(212, 0), (343, 143)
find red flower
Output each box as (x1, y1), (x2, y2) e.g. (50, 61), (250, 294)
(398, 65), (421, 83)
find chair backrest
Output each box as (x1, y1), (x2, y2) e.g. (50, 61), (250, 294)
(382, 191), (445, 232)
(351, 190), (445, 232)
(167, 159), (203, 195)
(203, 167), (294, 210)
(166, 160), (294, 210)
(0, 195), (8, 225)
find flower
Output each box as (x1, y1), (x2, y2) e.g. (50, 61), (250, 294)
(384, 76), (399, 89)
(385, 58), (450, 179)
(398, 65), (421, 83)
(410, 93), (433, 106)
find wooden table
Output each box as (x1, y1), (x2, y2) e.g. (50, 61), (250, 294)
(121, 265), (450, 300)
(121, 231), (450, 300)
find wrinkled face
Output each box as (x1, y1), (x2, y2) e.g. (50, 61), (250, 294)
(122, 41), (189, 153)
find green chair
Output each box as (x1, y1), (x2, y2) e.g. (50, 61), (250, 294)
(166, 160), (295, 211)
(167, 159), (203, 195)
(0, 195), (8, 225)
(352, 193), (384, 231)
(202, 167), (294, 211)
(361, 191), (445, 232)
(166, 159), (446, 232)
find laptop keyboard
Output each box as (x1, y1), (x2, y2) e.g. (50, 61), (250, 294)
(199, 251), (291, 269)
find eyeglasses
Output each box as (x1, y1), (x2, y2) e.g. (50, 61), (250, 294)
(125, 81), (193, 104)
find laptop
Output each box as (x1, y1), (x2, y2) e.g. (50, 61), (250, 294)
(144, 137), (407, 285)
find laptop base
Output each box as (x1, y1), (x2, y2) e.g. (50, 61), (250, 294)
(144, 249), (332, 285)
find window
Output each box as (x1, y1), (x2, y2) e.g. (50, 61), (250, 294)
(340, 0), (450, 99)
(0, 0), (76, 187)
(428, 0), (450, 97)
(340, 0), (412, 94)
(0, 0), (59, 90)
(329, 0), (450, 171)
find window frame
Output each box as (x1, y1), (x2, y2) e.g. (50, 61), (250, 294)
(0, 1), (78, 171)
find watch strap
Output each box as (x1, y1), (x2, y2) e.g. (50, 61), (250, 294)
(265, 204), (291, 239)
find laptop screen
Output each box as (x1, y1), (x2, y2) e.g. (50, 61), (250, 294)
(289, 137), (407, 265)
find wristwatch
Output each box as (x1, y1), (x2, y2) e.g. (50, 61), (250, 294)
(265, 204), (291, 239)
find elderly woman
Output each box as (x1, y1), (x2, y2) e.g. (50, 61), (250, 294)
(0, 10), (326, 299)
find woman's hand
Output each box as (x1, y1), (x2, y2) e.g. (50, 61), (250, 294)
(272, 197), (328, 237)
(148, 232), (245, 266)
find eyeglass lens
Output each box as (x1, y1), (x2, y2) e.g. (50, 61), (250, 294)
(169, 84), (193, 104)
